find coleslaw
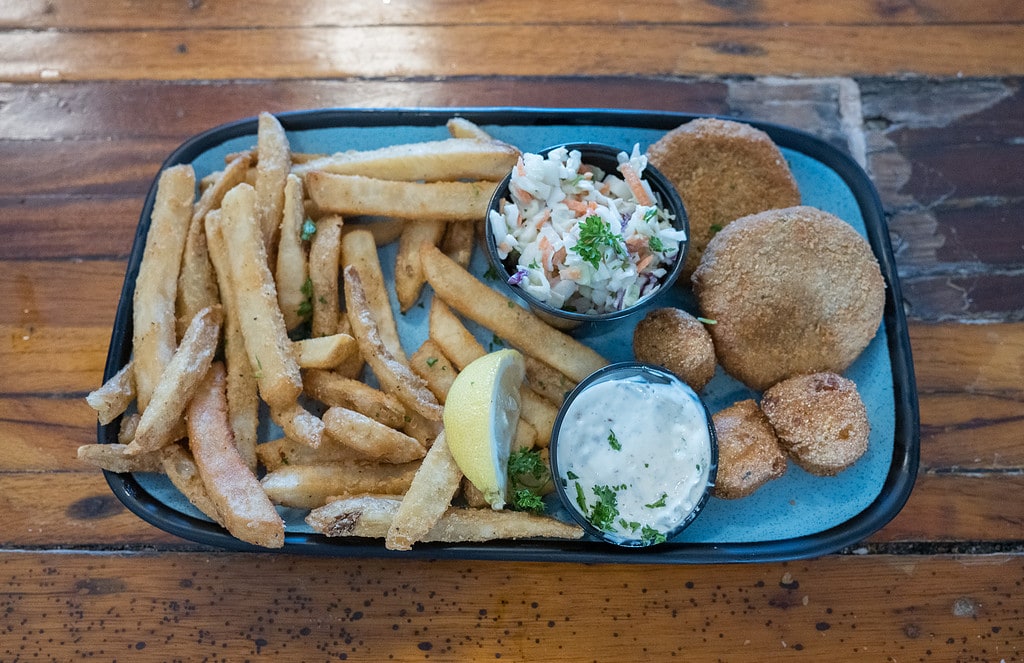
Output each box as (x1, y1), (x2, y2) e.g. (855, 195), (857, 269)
(489, 145), (685, 314)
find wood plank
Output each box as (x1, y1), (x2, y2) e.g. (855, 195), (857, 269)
(872, 473), (1024, 542)
(3, 0), (1020, 29)
(0, 261), (123, 327)
(0, 325), (112, 394)
(909, 323), (1024, 394)
(0, 397), (104, 471)
(0, 79), (731, 140)
(0, 196), (140, 260)
(919, 392), (1024, 469)
(0, 25), (1021, 82)
(0, 473), (188, 547)
(0, 551), (1020, 661)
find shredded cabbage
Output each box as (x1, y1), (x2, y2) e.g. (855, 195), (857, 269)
(489, 145), (685, 314)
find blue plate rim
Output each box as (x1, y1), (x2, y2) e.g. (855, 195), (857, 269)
(100, 106), (920, 564)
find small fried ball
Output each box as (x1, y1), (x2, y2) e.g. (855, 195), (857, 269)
(761, 372), (870, 476)
(711, 399), (787, 499)
(632, 307), (716, 391)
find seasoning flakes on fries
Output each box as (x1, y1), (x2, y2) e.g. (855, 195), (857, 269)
(83, 113), (600, 550)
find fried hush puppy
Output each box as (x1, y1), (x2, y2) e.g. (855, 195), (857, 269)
(761, 372), (869, 476)
(692, 206), (885, 391)
(632, 307), (716, 391)
(646, 117), (801, 276)
(711, 399), (787, 499)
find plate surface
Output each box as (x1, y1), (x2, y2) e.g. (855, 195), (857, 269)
(100, 108), (919, 563)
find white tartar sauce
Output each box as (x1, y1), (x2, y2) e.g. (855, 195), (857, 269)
(554, 373), (713, 545)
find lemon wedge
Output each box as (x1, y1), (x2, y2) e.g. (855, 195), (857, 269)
(443, 349), (526, 510)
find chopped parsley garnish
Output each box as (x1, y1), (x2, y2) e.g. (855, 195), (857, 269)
(642, 207), (658, 222)
(644, 493), (668, 509)
(297, 277), (314, 320)
(648, 235), (665, 252)
(709, 223), (724, 235)
(607, 429), (621, 451)
(572, 215), (624, 269)
(588, 485), (620, 531)
(508, 448), (551, 513)
(696, 317), (717, 325)
(511, 488), (545, 513)
(300, 218), (317, 241)
(566, 470), (579, 480)
(425, 357), (438, 367)
(641, 525), (667, 546)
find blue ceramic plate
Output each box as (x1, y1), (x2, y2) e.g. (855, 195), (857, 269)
(100, 108), (919, 563)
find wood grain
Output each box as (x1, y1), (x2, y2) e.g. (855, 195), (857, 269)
(5, 0), (1022, 28)
(0, 552), (1020, 660)
(0, 8), (1021, 657)
(1, 24), (1022, 81)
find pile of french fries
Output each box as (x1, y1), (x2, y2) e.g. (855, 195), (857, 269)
(82, 113), (608, 550)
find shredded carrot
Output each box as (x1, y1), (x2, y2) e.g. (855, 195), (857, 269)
(512, 184), (533, 204)
(619, 163), (652, 206)
(515, 156), (526, 177)
(564, 199), (589, 215)
(532, 208), (551, 231)
(636, 255), (654, 272)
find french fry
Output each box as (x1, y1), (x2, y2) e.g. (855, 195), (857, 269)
(344, 266), (443, 422)
(523, 354), (576, 406)
(293, 333), (357, 369)
(342, 218), (406, 246)
(309, 214), (343, 337)
(254, 111), (291, 262)
(117, 412), (140, 445)
(302, 369), (406, 429)
(204, 208), (259, 472)
(395, 219), (446, 312)
(409, 339), (457, 403)
(261, 462), (419, 509)
(86, 359), (135, 425)
(187, 362), (285, 548)
(276, 173), (310, 331)
(219, 182), (303, 409)
(308, 496), (584, 542)
(427, 298), (559, 445)
(77, 443), (163, 473)
(322, 406), (425, 464)
(427, 297), (486, 368)
(386, 431), (462, 550)
(333, 313), (365, 379)
(270, 401), (325, 449)
(256, 435), (370, 472)
(341, 229), (405, 361)
(128, 306), (222, 455)
(177, 153), (251, 338)
(446, 117), (497, 142)
(441, 219), (476, 268)
(307, 171), (498, 222)
(293, 137), (518, 182)
(160, 442), (223, 524)
(133, 163), (195, 410)
(420, 243), (608, 382)
(400, 411), (443, 449)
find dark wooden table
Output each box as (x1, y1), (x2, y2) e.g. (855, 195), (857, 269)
(2, 2), (1022, 660)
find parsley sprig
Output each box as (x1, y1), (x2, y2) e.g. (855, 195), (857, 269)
(572, 215), (624, 269)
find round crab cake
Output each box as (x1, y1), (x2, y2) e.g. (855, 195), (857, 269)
(711, 399), (787, 499)
(646, 117), (801, 276)
(761, 372), (870, 476)
(632, 307), (717, 391)
(692, 205), (885, 391)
